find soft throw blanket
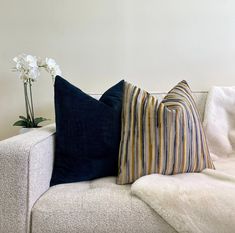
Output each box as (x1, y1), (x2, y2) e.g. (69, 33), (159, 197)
(203, 86), (235, 160)
(132, 87), (235, 233)
(132, 167), (235, 233)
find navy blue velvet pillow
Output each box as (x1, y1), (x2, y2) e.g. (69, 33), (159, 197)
(50, 76), (124, 186)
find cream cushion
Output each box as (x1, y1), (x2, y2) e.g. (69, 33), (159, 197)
(31, 177), (176, 233)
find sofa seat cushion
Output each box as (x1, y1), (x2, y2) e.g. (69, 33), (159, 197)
(32, 177), (176, 233)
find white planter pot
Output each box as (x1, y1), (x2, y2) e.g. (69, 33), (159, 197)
(19, 128), (38, 134)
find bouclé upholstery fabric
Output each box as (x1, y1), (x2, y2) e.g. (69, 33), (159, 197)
(32, 177), (177, 233)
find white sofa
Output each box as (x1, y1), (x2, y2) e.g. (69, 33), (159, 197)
(0, 92), (207, 233)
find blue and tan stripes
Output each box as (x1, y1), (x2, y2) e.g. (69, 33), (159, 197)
(158, 80), (214, 175)
(117, 80), (214, 185)
(117, 82), (158, 184)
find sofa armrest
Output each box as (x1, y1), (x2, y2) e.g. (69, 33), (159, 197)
(0, 124), (56, 233)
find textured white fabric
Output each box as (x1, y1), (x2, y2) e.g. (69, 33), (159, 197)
(203, 86), (235, 160)
(0, 124), (55, 233)
(132, 166), (235, 233)
(31, 177), (176, 233)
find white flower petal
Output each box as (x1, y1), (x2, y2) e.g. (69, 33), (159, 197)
(13, 54), (61, 81)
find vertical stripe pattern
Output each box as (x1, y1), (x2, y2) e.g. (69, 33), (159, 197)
(117, 81), (215, 185)
(158, 80), (215, 175)
(117, 82), (158, 184)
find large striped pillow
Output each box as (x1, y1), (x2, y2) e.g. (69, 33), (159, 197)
(117, 81), (214, 185)
(158, 80), (214, 175)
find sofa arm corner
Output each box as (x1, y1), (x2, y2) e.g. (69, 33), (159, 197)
(0, 124), (56, 233)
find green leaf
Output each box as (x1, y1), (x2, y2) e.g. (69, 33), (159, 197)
(18, 116), (33, 127)
(13, 120), (28, 127)
(33, 117), (49, 127)
(28, 120), (34, 128)
(19, 115), (28, 121)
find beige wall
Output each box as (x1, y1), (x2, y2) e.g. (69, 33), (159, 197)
(1, 0), (235, 140)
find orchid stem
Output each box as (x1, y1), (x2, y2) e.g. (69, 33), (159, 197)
(29, 79), (35, 125)
(23, 82), (30, 120)
(24, 81), (34, 126)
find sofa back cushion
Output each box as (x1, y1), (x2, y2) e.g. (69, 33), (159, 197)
(50, 76), (124, 186)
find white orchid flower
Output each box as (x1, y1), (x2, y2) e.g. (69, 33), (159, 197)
(26, 55), (37, 68)
(45, 58), (56, 68)
(45, 57), (62, 78)
(13, 54), (40, 81)
(13, 54), (62, 82)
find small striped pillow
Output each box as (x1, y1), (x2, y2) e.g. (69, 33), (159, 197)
(117, 81), (214, 185)
(117, 82), (158, 185)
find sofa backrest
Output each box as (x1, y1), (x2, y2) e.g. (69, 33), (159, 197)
(92, 91), (208, 120)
